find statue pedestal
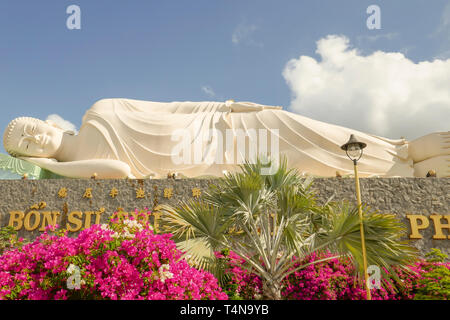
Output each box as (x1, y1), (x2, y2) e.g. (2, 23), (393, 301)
(0, 172), (448, 257)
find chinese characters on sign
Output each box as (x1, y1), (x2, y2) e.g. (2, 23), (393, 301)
(51, 185), (201, 201)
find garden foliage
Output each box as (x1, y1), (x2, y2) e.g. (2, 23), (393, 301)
(217, 248), (450, 300)
(0, 213), (228, 300)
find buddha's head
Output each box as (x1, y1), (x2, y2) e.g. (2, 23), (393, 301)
(3, 117), (65, 158)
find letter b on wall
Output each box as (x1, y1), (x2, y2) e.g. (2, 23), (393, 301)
(66, 5), (81, 30)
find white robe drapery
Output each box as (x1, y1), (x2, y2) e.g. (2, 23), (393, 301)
(78, 98), (413, 178)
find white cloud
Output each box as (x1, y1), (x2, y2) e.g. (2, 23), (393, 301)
(201, 85), (216, 98)
(232, 22), (262, 47)
(435, 48), (450, 60)
(282, 35), (450, 140)
(46, 114), (78, 134)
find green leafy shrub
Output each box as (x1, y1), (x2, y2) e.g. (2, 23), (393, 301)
(414, 249), (450, 300)
(0, 226), (23, 255)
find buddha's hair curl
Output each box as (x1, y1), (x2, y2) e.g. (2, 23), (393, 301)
(3, 117), (45, 157)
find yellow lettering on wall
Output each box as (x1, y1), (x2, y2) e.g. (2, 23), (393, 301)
(58, 188), (68, 198)
(93, 208), (105, 225)
(67, 211), (83, 232)
(8, 211), (25, 230)
(429, 215), (450, 240)
(406, 215), (429, 239)
(153, 210), (161, 233)
(39, 211), (61, 232)
(84, 211), (95, 229)
(163, 188), (173, 199)
(24, 211), (41, 231)
(83, 188), (93, 199)
(136, 188), (146, 199)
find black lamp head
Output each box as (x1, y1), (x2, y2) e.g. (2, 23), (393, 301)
(341, 134), (367, 162)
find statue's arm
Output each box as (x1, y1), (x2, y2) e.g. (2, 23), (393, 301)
(19, 157), (131, 179)
(87, 98), (283, 115)
(169, 100), (283, 113)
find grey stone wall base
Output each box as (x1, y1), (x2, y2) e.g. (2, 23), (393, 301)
(0, 177), (448, 257)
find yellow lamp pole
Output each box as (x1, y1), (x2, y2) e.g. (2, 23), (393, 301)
(341, 134), (371, 300)
(353, 159), (371, 300)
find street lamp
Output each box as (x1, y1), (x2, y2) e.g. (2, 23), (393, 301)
(341, 134), (371, 300)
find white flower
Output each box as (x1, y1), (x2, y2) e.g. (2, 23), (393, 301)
(158, 264), (174, 283)
(122, 219), (144, 233)
(160, 264), (170, 271)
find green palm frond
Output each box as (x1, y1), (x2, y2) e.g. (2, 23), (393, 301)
(158, 155), (419, 299)
(176, 238), (214, 270)
(158, 201), (228, 243)
(322, 201), (418, 283)
(204, 168), (270, 210)
(158, 201), (232, 282)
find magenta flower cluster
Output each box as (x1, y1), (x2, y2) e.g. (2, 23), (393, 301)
(281, 252), (409, 300)
(216, 250), (263, 299)
(218, 250), (449, 300)
(0, 213), (228, 300)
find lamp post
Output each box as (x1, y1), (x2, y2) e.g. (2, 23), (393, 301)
(341, 134), (371, 300)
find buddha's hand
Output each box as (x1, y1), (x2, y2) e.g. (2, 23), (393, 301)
(227, 101), (283, 113)
(409, 131), (450, 163)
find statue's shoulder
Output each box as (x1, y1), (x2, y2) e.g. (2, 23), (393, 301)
(83, 99), (128, 121)
(88, 98), (158, 113)
(88, 98), (119, 112)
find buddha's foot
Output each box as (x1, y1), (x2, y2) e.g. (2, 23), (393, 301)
(409, 131), (450, 164)
(413, 154), (450, 177)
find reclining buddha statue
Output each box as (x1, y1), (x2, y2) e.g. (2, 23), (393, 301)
(3, 98), (449, 179)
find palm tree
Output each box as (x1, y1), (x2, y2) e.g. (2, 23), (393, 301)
(158, 157), (418, 299)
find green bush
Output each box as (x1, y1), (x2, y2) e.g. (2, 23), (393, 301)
(0, 226), (19, 255)
(414, 249), (450, 300)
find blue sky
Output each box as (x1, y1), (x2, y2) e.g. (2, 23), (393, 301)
(1, 0), (449, 153)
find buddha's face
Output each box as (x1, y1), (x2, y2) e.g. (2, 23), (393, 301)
(4, 118), (64, 158)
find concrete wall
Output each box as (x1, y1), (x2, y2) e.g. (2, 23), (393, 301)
(0, 178), (448, 256)
(311, 178), (449, 257)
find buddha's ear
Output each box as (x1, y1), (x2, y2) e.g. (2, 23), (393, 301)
(45, 120), (75, 135)
(45, 119), (61, 129)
